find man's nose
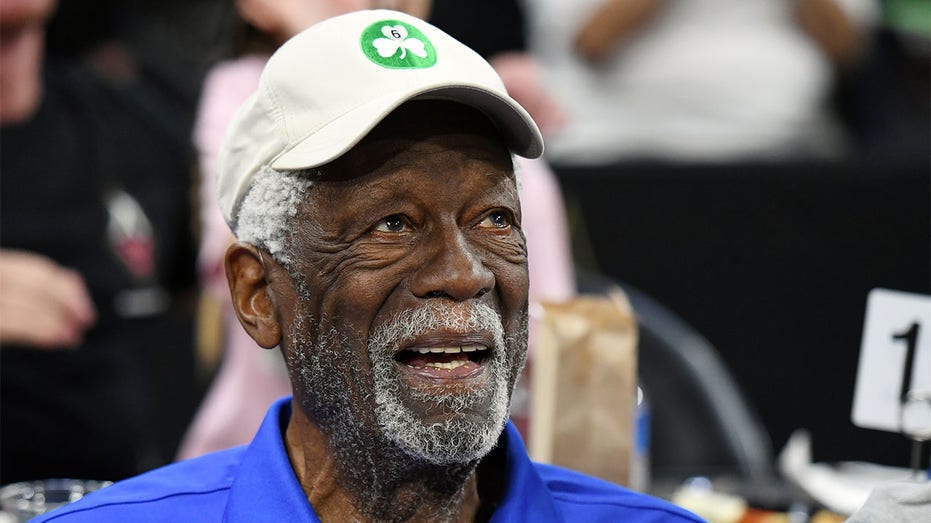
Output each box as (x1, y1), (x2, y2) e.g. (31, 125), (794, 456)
(410, 229), (494, 301)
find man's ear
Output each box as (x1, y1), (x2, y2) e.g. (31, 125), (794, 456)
(225, 242), (283, 349)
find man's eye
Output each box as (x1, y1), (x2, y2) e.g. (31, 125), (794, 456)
(373, 215), (408, 233)
(478, 211), (510, 229)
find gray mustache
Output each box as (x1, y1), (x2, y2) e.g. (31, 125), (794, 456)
(368, 301), (506, 354)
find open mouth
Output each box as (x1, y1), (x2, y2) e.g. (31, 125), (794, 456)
(394, 345), (491, 379)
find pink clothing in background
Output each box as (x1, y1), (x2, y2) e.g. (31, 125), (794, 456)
(177, 56), (291, 461)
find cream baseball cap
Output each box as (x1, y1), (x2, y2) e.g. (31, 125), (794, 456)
(217, 9), (544, 227)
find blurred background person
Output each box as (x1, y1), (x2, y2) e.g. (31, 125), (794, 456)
(0, 0), (199, 483)
(522, 0), (879, 166)
(178, 0), (577, 458)
(838, 0), (930, 163)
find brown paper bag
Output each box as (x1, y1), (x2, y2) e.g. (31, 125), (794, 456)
(528, 290), (638, 487)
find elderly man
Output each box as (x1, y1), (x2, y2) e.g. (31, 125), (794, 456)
(34, 10), (703, 523)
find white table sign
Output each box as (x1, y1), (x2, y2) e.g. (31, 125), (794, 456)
(852, 288), (931, 435)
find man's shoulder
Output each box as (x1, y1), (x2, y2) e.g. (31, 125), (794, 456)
(534, 463), (705, 522)
(33, 447), (245, 522)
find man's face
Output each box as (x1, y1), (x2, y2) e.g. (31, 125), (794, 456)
(280, 101), (529, 466)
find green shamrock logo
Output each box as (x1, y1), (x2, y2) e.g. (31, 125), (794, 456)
(374, 25), (425, 59)
(360, 20), (436, 69)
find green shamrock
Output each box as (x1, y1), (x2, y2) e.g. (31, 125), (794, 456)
(373, 25), (426, 60)
(360, 20), (436, 69)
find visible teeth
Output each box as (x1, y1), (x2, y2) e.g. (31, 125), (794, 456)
(425, 360), (468, 370)
(410, 345), (487, 354)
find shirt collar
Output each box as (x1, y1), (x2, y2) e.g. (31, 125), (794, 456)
(223, 398), (318, 522)
(223, 397), (562, 522)
(489, 423), (563, 522)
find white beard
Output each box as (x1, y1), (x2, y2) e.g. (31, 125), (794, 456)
(367, 301), (521, 464)
(284, 299), (527, 518)
(287, 299), (526, 465)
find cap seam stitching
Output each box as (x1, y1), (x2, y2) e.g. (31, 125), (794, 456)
(264, 79), (290, 147)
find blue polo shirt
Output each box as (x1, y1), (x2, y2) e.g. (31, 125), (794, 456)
(35, 398), (704, 522)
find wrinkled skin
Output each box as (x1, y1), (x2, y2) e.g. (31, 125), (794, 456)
(226, 100), (530, 522)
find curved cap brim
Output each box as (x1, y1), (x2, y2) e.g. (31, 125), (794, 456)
(270, 83), (544, 171)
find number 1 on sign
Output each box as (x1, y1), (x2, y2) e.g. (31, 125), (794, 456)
(852, 288), (931, 434)
(894, 322), (920, 403)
